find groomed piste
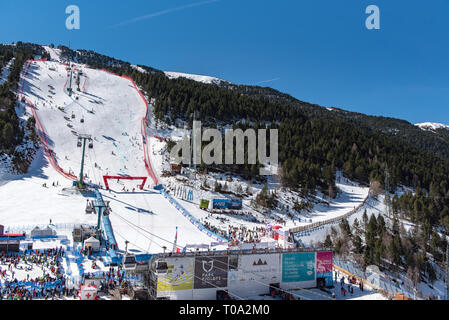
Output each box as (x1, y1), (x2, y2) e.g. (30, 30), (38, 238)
(8, 47), (227, 254)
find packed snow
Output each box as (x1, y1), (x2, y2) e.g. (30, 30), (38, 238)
(164, 71), (226, 85)
(415, 122), (449, 131)
(1, 50), (223, 255)
(1, 46), (442, 300)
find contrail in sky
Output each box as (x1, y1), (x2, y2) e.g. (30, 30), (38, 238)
(110, 0), (220, 28)
(255, 78), (281, 85)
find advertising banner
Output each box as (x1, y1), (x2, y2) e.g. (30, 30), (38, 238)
(212, 199), (229, 209)
(282, 252), (316, 283)
(200, 200), (210, 210)
(194, 256), (228, 289)
(157, 257), (194, 293)
(228, 200), (243, 210)
(316, 251), (333, 273)
(212, 199), (243, 210)
(238, 254), (280, 282)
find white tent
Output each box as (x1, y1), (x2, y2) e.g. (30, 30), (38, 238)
(84, 236), (101, 252)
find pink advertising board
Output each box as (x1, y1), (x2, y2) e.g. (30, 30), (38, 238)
(316, 251), (333, 273)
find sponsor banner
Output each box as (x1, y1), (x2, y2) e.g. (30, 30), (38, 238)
(282, 252), (316, 283)
(200, 200), (210, 210)
(212, 199), (242, 210)
(228, 200), (243, 210)
(212, 199), (229, 209)
(194, 256), (228, 289)
(316, 251), (333, 273)
(157, 257), (194, 294)
(238, 254), (280, 283)
(317, 272), (333, 287)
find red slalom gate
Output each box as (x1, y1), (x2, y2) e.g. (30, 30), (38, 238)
(18, 60), (160, 185)
(103, 176), (147, 190)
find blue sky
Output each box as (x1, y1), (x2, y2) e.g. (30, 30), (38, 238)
(0, 0), (448, 124)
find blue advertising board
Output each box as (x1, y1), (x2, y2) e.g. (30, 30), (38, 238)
(282, 252), (316, 283)
(212, 199), (243, 210)
(228, 200), (243, 210)
(317, 272), (333, 287)
(212, 199), (230, 209)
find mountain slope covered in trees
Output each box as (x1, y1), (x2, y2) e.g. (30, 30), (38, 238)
(2, 42), (449, 234)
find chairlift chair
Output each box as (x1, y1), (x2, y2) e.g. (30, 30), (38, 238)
(89, 141), (94, 149)
(77, 138), (82, 148)
(71, 113), (75, 119)
(85, 202), (94, 214)
(102, 207), (110, 216)
(80, 118), (84, 123)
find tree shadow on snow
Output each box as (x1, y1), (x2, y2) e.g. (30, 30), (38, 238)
(0, 148), (49, 187)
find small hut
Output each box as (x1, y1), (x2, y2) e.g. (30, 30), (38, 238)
(84, 237), (101, 253)
(31, 225), (57, 238)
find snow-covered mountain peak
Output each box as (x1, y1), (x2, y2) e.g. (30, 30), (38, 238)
(415, 122), (449, 131)
(164, 71), (227, 85)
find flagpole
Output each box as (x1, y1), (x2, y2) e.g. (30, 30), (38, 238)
(173, 226), (178, 253)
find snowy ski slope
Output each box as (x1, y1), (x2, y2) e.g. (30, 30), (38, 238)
(0, 48), (220, 254)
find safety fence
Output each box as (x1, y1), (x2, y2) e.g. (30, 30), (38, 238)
(290, 193), (370, 236)
(99, 68), (159, 187)
(160, 189), (228, 244)
(333, 258), (416, 300)
(5, 223), (80, 234)
(0, 280), (63, 290)
(18, 59), (77, 182)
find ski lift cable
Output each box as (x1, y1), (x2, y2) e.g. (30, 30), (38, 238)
(105, 198), (249, 300)
(113, 229), (153, 254)
(113, 212), (163, 252)
(119, 206), (330, 300)
(112, 212), (330, 300)
(109, 203), (183, 254)
(110, 211), (191, 253)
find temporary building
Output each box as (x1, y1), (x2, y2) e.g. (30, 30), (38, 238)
(30, 225), (57, 238)
(84, 236), (101, 253)
(0, 239), (20, 253)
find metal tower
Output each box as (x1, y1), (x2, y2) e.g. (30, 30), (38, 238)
(77, 134), (92, 188)
(87, 198), (111, 241)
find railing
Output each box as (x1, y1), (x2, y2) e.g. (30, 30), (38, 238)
(289, 193), (370, 235)
(153, 246), (332, 260)
(160, 189), (229, 244)
(333, 257), (417, 300)
(5, 223), (84, 234)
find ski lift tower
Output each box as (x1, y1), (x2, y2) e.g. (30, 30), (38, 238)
(88, 198), (111, 241)
(67, 66), (73, 96)
(77, 134), (92, 189)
